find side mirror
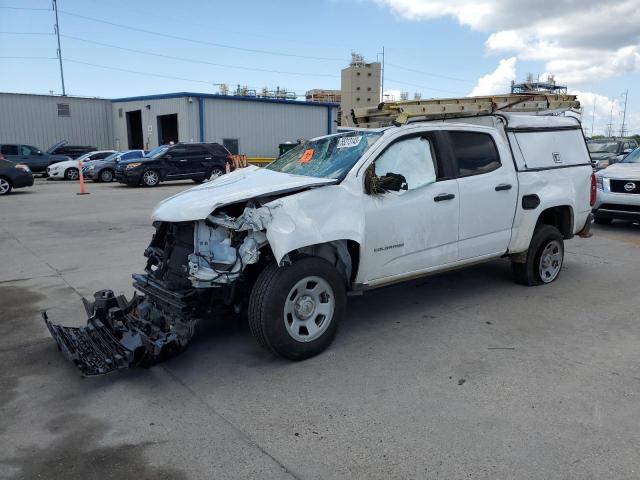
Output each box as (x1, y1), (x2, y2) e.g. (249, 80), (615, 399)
(37, 151), (43, 156)
(164, 154), (172, 160)
(364, 164), (407, 194)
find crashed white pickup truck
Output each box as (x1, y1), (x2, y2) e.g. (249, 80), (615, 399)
(44, 107), (594, 375)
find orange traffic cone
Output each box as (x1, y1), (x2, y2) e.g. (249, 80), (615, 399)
(76, 160), (90, 195)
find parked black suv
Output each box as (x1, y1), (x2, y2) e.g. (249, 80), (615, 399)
(116, 143), (232, 187)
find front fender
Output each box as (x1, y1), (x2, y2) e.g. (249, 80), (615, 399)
(265, 185), (364, 265)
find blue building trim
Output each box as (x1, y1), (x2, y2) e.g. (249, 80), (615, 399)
(198, 97), (205, 142)
(112, 91), (339, 108)
(326, 106), (332, 135)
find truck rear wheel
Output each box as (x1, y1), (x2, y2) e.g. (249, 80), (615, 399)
(512, 225), (564, 286)
(248, 257), (346, 360)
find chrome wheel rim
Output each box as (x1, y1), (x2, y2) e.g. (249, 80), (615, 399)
(539, 240), (563, 283)
(100, 170), (113, 182)
(210, 168), (223, 180)
(67, 168), (79, 180)
(0, 178), (10, 194)
(284, 276), (335, 342)
(143, 170), (158, 185)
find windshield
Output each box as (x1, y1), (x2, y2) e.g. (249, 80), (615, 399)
(588, 142), (619, 153)
(622, 148), (640, 163)
(145, 146), (168, 159)
(266, 132), (383, 179)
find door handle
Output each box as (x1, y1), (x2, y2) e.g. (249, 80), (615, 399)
(204, 157), (212, 160)
(179, 159), (188, 162)
(495, 184), (512, 191)
(434, 193), (455, 202)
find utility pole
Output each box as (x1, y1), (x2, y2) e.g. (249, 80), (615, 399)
(620, 89), (629, 137)
(53, 0), (66, 96)
(590, 99), (596, 138)
(607, 102), (614, 138)
(377, 46), (385, 102)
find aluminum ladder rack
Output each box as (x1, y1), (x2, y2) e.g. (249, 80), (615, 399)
(350, 93), (581, 128)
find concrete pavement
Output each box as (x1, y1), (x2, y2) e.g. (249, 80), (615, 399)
(1, 178), (639, 479)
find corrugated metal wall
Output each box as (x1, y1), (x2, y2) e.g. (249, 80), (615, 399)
(111, 97), (198, 150)
(0, 93), (113, 150)
(203, 98), (336, 157)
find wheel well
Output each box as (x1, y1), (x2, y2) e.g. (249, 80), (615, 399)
(537, 206), (573, 238)
(286, 240), (361, 287)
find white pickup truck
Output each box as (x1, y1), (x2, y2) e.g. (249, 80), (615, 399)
(45, 111), (595, 375)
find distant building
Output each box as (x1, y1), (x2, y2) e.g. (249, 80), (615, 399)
(306, 89), (342, 125)
(340, 53), (381, 127)
(0, 91), (338, 158)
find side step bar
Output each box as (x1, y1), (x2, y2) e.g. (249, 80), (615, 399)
(43, 279), (197, 376)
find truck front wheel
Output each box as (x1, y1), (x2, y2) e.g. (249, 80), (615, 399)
(248, 257), (346, 360)
(512, 225), (564, 286)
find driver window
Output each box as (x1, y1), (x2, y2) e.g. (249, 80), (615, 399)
(374, 136), (437, 191)
(20, 145), (33, 156)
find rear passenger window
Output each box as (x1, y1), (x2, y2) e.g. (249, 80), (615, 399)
(1, 145), (19, 155)
(449, 132), (500, 176)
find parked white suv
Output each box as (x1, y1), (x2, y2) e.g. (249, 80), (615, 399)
(45, 113), (594, 375)
(593, 147), (640, 223)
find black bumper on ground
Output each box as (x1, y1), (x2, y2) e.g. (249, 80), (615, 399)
(43, 275), (198, 376)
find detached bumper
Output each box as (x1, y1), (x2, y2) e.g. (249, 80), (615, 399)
(43, 275), (198, 375)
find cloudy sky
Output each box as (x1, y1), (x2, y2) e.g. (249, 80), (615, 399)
(1, 0), (638, 135)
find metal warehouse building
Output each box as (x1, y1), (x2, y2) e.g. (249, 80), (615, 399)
(0, 92), (113, 151)
(0, 91), (338, 158)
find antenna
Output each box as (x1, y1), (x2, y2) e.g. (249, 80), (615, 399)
(52, 0), (66, 96)
(607, 102), (614, 137)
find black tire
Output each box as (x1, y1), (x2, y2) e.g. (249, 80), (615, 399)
(0, 176), (12, 195)
(512, 225), (564, 286)
(248, 257), (346, 360)
(141, 169), (160, 187)
(64, 167), (79, 181)
(594, 217), (612, 225)
(99, 169), (114, 182)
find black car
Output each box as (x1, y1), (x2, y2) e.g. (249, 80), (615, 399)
(83, 150), (146, 182)
(0, 143), (70, 173)
(0, 157), (34, 195)
(116, 143), (232, 187)
(48, 140), (96, 159)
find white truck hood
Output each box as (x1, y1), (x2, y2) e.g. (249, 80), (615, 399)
(152, 165), (336, 222)
(601, 163), (640, 179)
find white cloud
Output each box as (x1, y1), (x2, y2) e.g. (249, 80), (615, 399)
(375, 0), (640, 85)
(469, 57), (517, 96)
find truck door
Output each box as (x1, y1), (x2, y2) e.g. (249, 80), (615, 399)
(360, 133), (459, 282)
(446, 130), (517, 260)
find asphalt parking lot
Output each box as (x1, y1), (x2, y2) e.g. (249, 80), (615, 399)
(1, 177), (639, 480)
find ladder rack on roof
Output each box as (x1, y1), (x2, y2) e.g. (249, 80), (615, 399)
(350, 93), (581, 128)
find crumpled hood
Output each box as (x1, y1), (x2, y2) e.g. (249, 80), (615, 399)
(600, 163), (640, 179)
(152, 165), (336, 222)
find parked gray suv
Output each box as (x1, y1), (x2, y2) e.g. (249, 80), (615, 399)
(0, 143), (70, 174)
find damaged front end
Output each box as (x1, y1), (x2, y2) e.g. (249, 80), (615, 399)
(44, 203), (274, 375)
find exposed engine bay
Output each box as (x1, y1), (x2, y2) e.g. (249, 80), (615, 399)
(43, 202), (278, 375)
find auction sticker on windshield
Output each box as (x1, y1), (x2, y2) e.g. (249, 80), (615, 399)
(299, 149), (314, 163)
(337, 136), (362, 148)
